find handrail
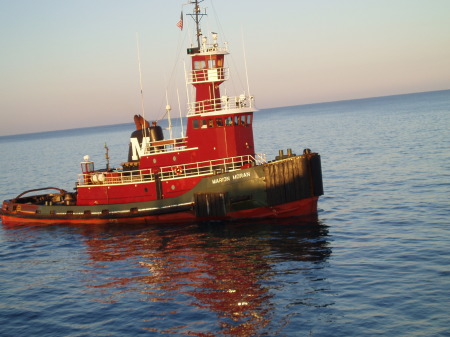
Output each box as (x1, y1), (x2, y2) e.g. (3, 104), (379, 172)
(143, 137), (188, 155)
(77, 169), (154, 186)
(151, 137), (187, 147)
(201, 45), (228, 54)
(187, 67), (229, 84)
(255, 153), (267, 165)
(77, 154), (267, 186)
(187, 94), (255, 115)
(159, 154), (258, 181)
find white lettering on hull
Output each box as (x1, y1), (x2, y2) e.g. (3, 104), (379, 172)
(212, 176), (231, 184)
(232, 172), (250, 180)
(212, 171), (251, 184)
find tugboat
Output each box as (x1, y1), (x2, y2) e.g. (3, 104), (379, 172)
(1, 0), (323, 226)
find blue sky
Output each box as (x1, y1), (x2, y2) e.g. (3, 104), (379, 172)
(1, 0), (449, 136)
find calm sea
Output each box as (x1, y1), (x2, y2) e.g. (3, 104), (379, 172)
(1, 90), (449, 336)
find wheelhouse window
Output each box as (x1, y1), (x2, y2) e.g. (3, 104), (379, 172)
(216, 118), (223, 127)
(194, 60), (206, 69)
(208, 59), (216, 68)
(193, 119), (199, 129)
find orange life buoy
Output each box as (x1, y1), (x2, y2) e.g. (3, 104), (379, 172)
(174, 166), (183, 176)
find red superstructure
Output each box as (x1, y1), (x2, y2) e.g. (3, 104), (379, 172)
(76, 1), (257, 206)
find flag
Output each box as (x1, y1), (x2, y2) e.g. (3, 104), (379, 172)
(176, 11), (183, 30)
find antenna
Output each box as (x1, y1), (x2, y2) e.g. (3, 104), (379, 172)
(183, 60), (191, 111)
(242, 28), (251, 98)
(177, 88), (184, 138)
(136, 33), (148, 139)
(165, 90), (173, 139)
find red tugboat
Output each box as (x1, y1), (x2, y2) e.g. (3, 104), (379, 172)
(1, 0), (323, 226)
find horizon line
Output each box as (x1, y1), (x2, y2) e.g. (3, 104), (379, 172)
(1, 88), (448, 138)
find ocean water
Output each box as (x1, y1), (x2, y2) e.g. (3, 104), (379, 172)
(0, 90), (449, 336)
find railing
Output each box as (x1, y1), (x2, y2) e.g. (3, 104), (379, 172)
(159, 154), (261, 181)
(77, 169), (154, 186)
(187, 94), (256, 115)
(255, 153), (267, 165)
(187, 67), (229, 84)
(143, 138), (187, 155)
(77, 154), (267, 186)
(188, 44), (228, 55)
(201, 45), (228, 54)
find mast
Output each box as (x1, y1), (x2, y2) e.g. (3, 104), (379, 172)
(187, 0), (205, 50)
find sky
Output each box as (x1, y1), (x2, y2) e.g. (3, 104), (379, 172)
(0, 0), (449, 136)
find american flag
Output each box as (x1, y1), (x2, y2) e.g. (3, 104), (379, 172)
(176, 11), (183, 30)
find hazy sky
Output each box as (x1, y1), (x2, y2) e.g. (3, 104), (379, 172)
(1, 0), (449, 136)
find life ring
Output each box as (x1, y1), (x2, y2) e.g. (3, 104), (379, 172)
(174, 166), (183, 176)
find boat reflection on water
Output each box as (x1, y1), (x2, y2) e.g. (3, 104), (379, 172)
(78, 217), (331, 335)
